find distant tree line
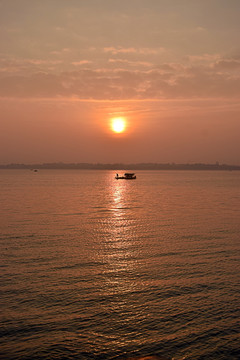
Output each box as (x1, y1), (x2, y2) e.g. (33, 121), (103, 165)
(0, 162), (240, 170)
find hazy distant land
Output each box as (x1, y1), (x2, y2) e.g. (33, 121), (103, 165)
(1, 162), (240, 171)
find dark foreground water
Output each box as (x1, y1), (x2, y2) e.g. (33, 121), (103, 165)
(0, 170), (239, 360)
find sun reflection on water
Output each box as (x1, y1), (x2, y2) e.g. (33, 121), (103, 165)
(87, 174), (157, 353)
(100, 175), (143, 289)
(112, 178), (128, 217)
(91, 177), (159, 357)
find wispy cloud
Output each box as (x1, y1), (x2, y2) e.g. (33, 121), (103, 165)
(0, 56), (239, 100)
(50, 48), (72, 56)
(213, 59), (240, 71)
(187, 54), (221, 64)
(104, 47), (166, 55)
(72, 60), (93, 66)
(0, 58), (63, 74)
(108, 58), (153, 67)
(26, 59), (63, 65)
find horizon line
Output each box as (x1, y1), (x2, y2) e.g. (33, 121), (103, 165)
(1, 162), (240, 169)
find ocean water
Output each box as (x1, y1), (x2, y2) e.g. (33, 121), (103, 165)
(0, 169), (239, 360)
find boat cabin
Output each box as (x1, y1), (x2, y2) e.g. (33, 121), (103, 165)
(124, 173), (136, 179)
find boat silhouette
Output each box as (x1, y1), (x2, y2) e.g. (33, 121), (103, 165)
(115, 173), (136, 180)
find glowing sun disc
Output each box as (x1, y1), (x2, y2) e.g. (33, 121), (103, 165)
(111, 117), (126, 133)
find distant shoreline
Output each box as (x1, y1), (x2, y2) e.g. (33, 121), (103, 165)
(0, 163), (240, 171)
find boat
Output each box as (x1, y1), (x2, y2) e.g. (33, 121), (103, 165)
(115, 173), (136, 180)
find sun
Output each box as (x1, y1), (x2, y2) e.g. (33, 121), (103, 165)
(111, 117), (126, 133)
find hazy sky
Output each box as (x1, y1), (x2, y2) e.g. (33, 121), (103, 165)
(0, 0), (240, 164)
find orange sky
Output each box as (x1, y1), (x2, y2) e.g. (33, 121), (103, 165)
(0, 0), (240, 164)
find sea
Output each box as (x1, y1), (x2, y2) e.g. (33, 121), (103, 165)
(0, 169), (239, 360)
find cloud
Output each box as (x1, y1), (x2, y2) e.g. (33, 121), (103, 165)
(0, 56), (239, 100)
(187, 54), (221, 63)
(72, 60), (93, 66)
(26, 59), (63, 65)
(0, 58), (62, 74)
(50, 48), (72, 56)
(104, 47), (137, 55)
(108, 58), (153, 67)
(104, 47), (165, 55)
(213, 59), (240, 71)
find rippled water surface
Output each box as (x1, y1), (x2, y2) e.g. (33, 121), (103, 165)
(0, 170), (240, 360)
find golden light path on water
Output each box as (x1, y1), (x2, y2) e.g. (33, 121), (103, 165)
(94, 175), (172, 359)
(103, 177), (138, 287)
